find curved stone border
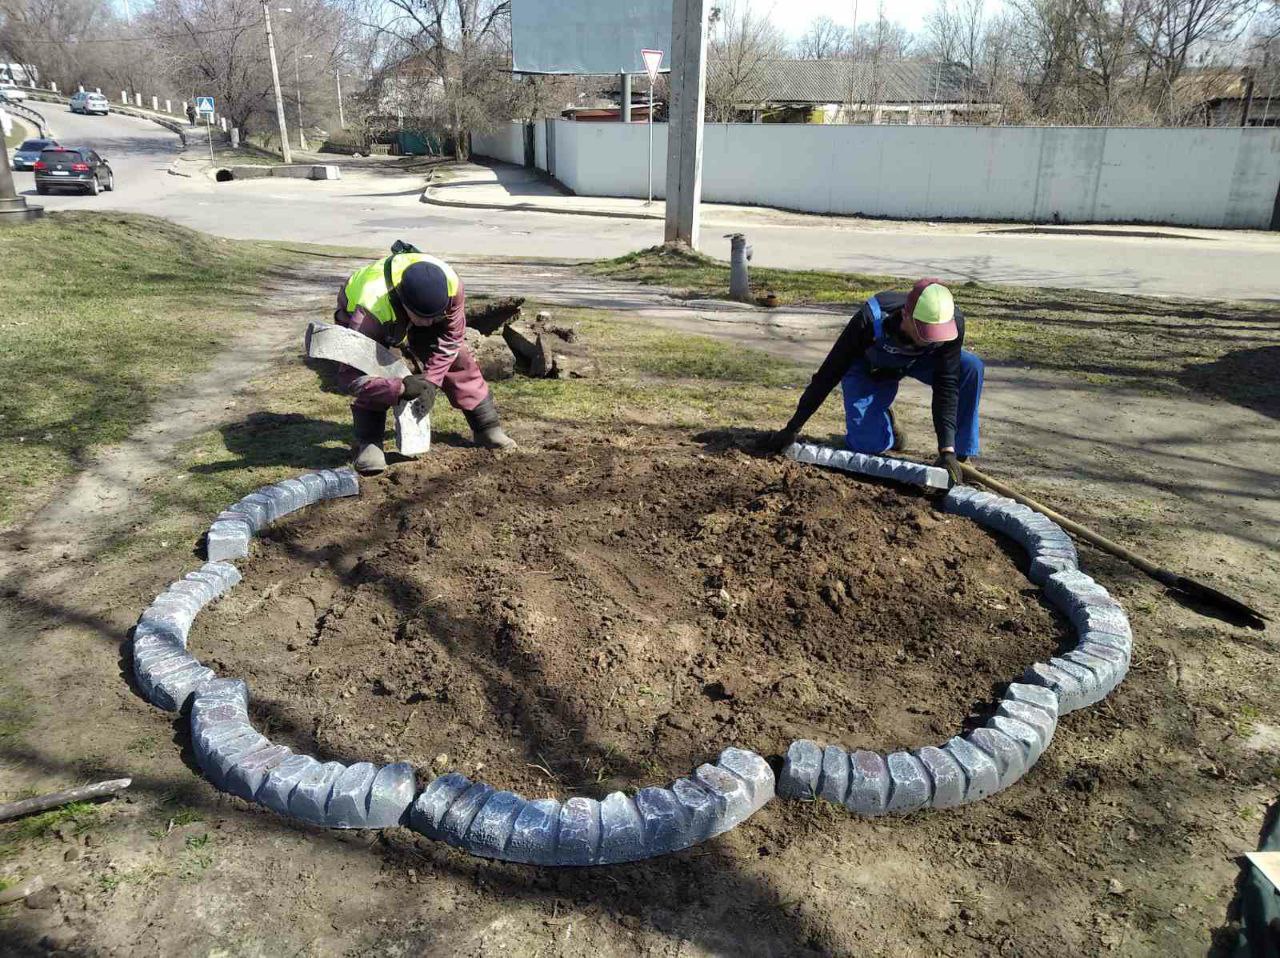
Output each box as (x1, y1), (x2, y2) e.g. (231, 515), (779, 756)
(775, 444), (1132, 814)
(786, 441), (950, 491)
(129, 468), (775, 866)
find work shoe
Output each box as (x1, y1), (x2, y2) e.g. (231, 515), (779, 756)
(351, 407), (388, 475)
(464, 396), (518, 450)
(886, 406), (908, 452)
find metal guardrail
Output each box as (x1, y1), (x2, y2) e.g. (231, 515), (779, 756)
(1, 98), (47, 136)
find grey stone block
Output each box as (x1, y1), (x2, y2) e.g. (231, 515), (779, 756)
(1072, 604), (1132, 642)
(696, 763), (754, 829)
(672, 777), (718, 842)
(190, 677), (248, 714)
(555, 796), (601, 866)
(279, 477), (309, 504)
(916, 745), (965, 808)
(136, 649), (200, 694)
(166, 579), (215, 604)
(504, 797), (561, 864)
(438, 782), (496, 845)
(133, 639), (186, 678)
(885, 752), (932, 814)
(1004, 682), (1059, 720)
(394, 399), (432, 457)
(133, 617), (186, 649)
(942, 737), (1000, 803)
(269, 482), (303, 515)
(634, 787), (690, 855)
(1043, 569), (1109, 613)
(1030, 554), (1078, 584)
(192, 703), (245, 732)
(326, 762), (379, 828)
(206, 732), (271, 787)
(817, 745), (849, 804)
(597, 792), (646, 864)
(237, 492), (276, 525)
(225, 744), (293, 800)
(788, 442), (948, 489)
(298, 472), (327, 504)
(996, 700), (1055, 753)
(194, 726), (260, 781)
(317, 469), (344, 499)
(409, 773), (472, 839)
(261, 486), (294, 519)
(941, 485), (993, 517)
(1062, 649), (1123, 697)
(464, 790), (524, 857)
(779, 740), (823, 800)
(1082, 630), (1132, 659)
(717, 748), (774, 808)
(190, 562), (242, 594)
(333, 468), (358, 498)
(306, 321), (411, 379)
(366, 762), (416, 828)
(288, 761), (346, 825)
(1023, 661), (1089, 714)
(194, 720), (256, 758)
(206, 520), (250, 561)
(1051, 655), (1107, 706)
(257, 753), (323, 815)
(989, 716), (1043, 767)
(1078, 640), (1129, 670)
(967, 727), (1026, 790)
(845, 750), (891, 815)
(152, 664), (216, 712)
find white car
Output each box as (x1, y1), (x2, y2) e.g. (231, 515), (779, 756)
(0, 80), (28, 103)
(69, 91), (110, 115)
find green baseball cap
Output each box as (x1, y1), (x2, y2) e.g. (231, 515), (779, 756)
(905, 278), (957, 343)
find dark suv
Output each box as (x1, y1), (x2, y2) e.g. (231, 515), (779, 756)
(33, 147), (114, 196)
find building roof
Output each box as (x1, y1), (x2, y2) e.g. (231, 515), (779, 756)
(737, 58), (990, 106)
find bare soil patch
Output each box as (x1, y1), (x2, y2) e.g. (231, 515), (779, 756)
(194, 436), (1066, 798)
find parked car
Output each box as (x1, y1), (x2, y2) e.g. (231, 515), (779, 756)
(33, 147), (114, 195)
(69, 91), (110, 115)
(0, 79), (27, 103)
(10, 137), (59, 171)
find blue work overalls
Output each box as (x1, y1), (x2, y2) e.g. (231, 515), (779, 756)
(840, 296), (984, 457)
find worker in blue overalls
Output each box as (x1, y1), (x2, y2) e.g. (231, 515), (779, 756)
(765, 278), (984, 486)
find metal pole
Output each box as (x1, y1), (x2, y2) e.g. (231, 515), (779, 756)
(335, 71), (345, 128)
(294, 48), (307, 150)
(647, 77), (654, 205)
(207, 114), (215, 166)
(261, 1), (292, 163)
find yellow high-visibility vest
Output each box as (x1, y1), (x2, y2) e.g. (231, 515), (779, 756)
(343, 252), (459, 329)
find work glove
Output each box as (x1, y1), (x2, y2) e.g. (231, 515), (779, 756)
(760, 428), (798, 456)
(400, 375), (437, 413)
(935, 451), (963, 487)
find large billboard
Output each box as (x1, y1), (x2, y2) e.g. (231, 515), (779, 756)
(511, 0), (671, 75)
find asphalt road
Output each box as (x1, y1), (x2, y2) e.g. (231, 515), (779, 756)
(13, 107), (1280, 301)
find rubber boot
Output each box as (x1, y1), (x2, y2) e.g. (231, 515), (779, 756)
(464, 396), (517, 450)
(886, 406), (907, 452)
(351, 407), (388, 475)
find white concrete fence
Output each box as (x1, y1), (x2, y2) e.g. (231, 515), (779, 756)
(473, 119), (1280, 229)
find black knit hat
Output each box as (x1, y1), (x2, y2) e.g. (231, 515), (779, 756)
(399, 261), (450, 318)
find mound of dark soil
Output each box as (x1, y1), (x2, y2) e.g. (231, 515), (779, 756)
(195, 436), (1067, 798)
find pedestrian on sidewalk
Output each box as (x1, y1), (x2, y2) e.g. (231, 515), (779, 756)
(330, 241), (517, 475)
(185, 102), (196, 126)
(764, 278), (983, 486)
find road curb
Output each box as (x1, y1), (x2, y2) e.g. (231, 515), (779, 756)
(420, 182), (663, 222)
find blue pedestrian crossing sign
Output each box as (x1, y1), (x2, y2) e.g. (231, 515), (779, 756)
(195, 96), (215, 116)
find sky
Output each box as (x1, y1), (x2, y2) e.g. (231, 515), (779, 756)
(763, 0), (940, 40)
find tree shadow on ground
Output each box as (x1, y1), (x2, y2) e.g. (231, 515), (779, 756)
(1178, 345), (1280, 421)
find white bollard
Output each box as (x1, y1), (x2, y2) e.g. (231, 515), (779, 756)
(134, 92), (142, 107)
(95, 87), (101, 95)
(78, 85), (85, 93)
(50, 81), (57, 92)
(121, 91), (128, 104)
(151, 96), (158, 111)
(220, 117), (227, 133)
(165, 100), (171, 113)
(230, 128), (240, 148)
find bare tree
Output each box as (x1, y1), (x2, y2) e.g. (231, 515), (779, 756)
(705, 0), (786, 121)
(926, 0), (962, 62)
(795, 15), (851, 58)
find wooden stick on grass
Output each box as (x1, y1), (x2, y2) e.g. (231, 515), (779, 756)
(0, 778), (132, 824)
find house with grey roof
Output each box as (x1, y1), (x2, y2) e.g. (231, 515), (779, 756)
(729, 58), (1001, 125)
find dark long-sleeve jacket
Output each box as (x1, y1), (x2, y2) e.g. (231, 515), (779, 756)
(784, 291), (967, 450)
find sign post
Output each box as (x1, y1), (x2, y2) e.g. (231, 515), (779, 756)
(196, 96), (216, 166)
(642, 48), (663, 207)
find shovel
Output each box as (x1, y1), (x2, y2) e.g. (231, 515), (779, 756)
(955, 461), (1270, 631)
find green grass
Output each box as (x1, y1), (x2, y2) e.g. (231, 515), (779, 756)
(593, 245), (1280, 403)
(0, 212), (300, 527)
(5, 118), (29, 148)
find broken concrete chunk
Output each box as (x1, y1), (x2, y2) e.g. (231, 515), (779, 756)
(597, 792), (646, 864)
(916, 745), (965, 809)
(503, 797), (561, 865)
(779, 740), (823, 800)
(366, 762), (417, 828)
(289, 761), (346, 825)
(942, 737), (1001, 803)
(305, 321), (410, 378)
(555, 796), (602, 866)
(326, 762), (380, 828)
(845, 750), (891, 815)
(817, 745), (850, 804)
(885, 751), (932, 814)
